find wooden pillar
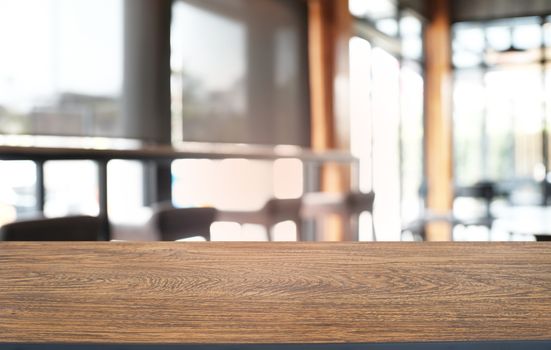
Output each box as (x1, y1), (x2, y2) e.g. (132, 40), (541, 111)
(424, 0), (453, 241)
(308, 0), (336, 152)
(308, 0), (352, 241)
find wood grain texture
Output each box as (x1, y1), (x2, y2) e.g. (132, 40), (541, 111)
(1, 242), (551, 343)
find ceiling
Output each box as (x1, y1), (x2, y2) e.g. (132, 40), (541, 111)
(452, 0), (551, 22)
(398, 0), (551, 22)
(400, 0), (427, 18)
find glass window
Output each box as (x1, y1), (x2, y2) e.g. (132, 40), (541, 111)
(172, 159), (274, 211)
(349, 36), (377, 241)
(485, 65), (543, 180)
(371, 47), (401, 240)
(349, 0), (397, 20)
(171, 0), (310, 146)
(545, 63), (551, 171)
(350, 5), (425, 239)
(350, 42), (403, 240)
(453, 51), (484, 68)
(453, 25), (485, 68)
(512, 21), (542, 50)
(107, 160), (145, 220)
(376, 18), (399, 37)
(486, 26), (511, 51)
(272, 158), (303, 200)
(453, 17), (548, 190)
(544, 19), (551, 47)
(0, 161), (37, 225)
(454, 25), (485, 53)
(349, 0), (398, 37)
(484, 18), (543, 66)
(454, 65), (545, 184)
(0, 0), (124, 138)
(400, 62), (424, 224)
(43, 160), (99, 217)
(349, 37), (373, 193)
(453, 69), (486, 185)
(400, 14), (423, 60)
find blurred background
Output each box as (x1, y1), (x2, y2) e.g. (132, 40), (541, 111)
(1, 0), (551, 242)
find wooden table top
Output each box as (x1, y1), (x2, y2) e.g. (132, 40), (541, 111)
(1, 242), (551, 344)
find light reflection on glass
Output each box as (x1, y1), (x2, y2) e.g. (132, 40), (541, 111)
(486, 26), (511, 51)
(44, 160), (99, 217)
(349, 0), (397, 20)
(453, 70), (485, 185)
(349, 0), (399, 37)
(171, 0), (309, 146)
(350, 35), (424, 240)
(400, 14), (423, 60)
(455, 26), (485, 53)
(171, 1), (247, 144)
(0, 0), (123, 137)
(513, 23), (542, 50)
(273, 159), (303, 200)
(349, 37), (373, 192)
(172, 159), (276, 211)
(371, 47), (401, 240)
(485, 66), (543, 180)
(0, 161), (36, 225)
(400, 64), (424, 225)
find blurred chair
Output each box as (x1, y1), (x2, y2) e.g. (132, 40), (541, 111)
(402, 181), (499, 241)
(302, 191), (375, 241)
(0, 215), (102, 241)
(401, 211), (456, 241)
(454, 181), (496, 224)
(148, 203), (217, 241)
(345, 191), (375, 214)
(453, 180), (500, 240)
(217, 198), (303, 241)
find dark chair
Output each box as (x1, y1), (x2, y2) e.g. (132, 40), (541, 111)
(345, 191), (376, 240)
(0, 215), (103, 241)
(148, 204), (217, 241)
(345, 191), (375, 215)
(455, 181), (496, 222)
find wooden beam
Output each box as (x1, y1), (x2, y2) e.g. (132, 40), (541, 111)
(308, 0), (336, 152)
(308, 0), (353, 240)
(308, 0), (351, 153)
(424, 0), (454, 241)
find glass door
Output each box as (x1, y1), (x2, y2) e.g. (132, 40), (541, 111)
(350, 38), (403, 241)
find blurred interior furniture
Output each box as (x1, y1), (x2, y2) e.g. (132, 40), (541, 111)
(0, 145), (358, 241)
(148, 203), (217, 241)
(0, 215), (102, 241)
(492, 205), (551, 241)
(302, 191), (375, 241)
(2, 242), (550, 343)
(401, 211), (452, 241)
(110, 207), (157, 241)
(454, 181), (498, 228)
(403, 181), (500, 241)
(217, 198), (303, 241)
(217, 192), (374, 241)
